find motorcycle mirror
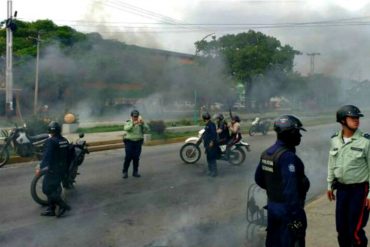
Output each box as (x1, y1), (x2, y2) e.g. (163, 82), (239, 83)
(79, 133), (84, 138)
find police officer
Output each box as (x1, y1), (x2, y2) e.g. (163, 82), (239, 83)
(213, 113), (230, 146)
(202, 112), (218, 177)
(255, 115), (310, 247)
(38, 121), (71, 217)
(122, 110), (149, 179)
(327, 105), (370, 247)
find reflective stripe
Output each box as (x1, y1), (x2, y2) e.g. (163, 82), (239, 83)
(354, 183), (369, 245)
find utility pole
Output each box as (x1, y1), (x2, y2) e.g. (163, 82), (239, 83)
(5, 0), (17, 115)
(306, 52), (320, 75)
(33, 32), (42, 115)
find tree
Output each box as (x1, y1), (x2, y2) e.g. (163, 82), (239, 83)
(195, 30), (301, 110)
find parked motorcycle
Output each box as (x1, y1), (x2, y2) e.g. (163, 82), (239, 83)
(249, 117), (271, 136)
(0, 124), (49, 167)
(30, 133), (89, 206)
(179, 129), (250, 166)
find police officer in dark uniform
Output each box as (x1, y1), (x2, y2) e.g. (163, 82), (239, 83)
(38, 121), (71, 217)
(254, 115), (310, 247)
(327, 105), (370, 247)
(213, 113), (230, 146)
(202, 112), (218, 177)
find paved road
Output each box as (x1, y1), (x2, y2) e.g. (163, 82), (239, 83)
(1, 121), (367, 247)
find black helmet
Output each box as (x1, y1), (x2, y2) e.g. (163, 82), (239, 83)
(202, 112), (211, 120)
(213, 113), (224, 121)
(231, 115), (240, 123)
(131, 109), (140, 117)
(48, 121), (61, 135)
(336, 105), (363, 123)
(273, 115), (306, 134)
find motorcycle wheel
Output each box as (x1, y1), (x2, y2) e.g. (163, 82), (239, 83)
(228, 147), (246, 166)
(0, 146), (9, 168)
(30, 172), (66, 206)
(249, 126), (256, 136)
(30, 172), (48, 206)
(179, 143), (201, 164)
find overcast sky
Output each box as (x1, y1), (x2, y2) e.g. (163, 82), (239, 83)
(2, 0), (370, 79)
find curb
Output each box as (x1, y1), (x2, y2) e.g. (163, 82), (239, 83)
(4, 137), (188, 165)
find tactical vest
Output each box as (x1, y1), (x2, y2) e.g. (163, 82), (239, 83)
(260, 146), (289, 203)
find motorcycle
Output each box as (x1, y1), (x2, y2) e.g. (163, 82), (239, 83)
(249, 117), (271, 136)
(0, 124), (49, 167)
(30, 133), (89, 206)
(179, 129), (250, 166)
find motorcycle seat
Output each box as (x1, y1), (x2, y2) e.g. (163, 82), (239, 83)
(29, 134), (49, 142)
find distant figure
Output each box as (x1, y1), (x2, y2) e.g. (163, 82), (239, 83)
(122, 110), (149, 179)
(255, 115), (310, 247)
(38, 121), (71, 218)
(327, 105), (370, 247)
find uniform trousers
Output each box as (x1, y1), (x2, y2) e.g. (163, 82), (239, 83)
(123, 139), (143, 174)
(336, 182), (369, 247)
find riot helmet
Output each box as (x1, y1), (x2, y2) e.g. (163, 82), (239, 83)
(131, 109), (140, 117)
(48, 121), (61, 135)
(202, 112), (211, 121)
(213, 113), (224, 121)
(274, 115), (305, 147)
(273, 115), (306, 134)
(336, 105), (363, 123)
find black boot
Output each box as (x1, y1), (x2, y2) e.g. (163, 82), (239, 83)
(41, 207), (56, 216)
(56, 200), (71, 218)
(132, 172), (141, 178)
(122, 172), (128, 179)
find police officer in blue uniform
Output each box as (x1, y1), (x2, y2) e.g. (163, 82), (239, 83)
(38, 121), (71, 217)
(202, 112), (218, 177)
(327, 105), (370, 247)
(255, 115), (310, 247)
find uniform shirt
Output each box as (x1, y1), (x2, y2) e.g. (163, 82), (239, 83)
(40, 135), (69, 172)
(255, 140), (309, 209)
(123, 119), (150, 141)
(203, 120), (217, 148)
(327, 129), (370, 196)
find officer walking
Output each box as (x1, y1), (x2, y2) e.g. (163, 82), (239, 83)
(122, 110), (149, 179)
(38, 121), (71, 217)
(327, 105), (370, 247)
(255, 115), (310, 247)
(202, 112), (218, 177)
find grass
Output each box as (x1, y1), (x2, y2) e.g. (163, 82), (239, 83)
(76, 113), (336, 141)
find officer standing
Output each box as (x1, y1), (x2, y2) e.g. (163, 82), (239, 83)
(254, 115), (310, 247)
(38, 121), (71, 217)
(202, 112), (218, 177)
(122, 110), (149, 179)
(327, 105), (370, 247)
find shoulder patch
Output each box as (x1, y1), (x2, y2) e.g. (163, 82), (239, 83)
(288, 164), (296, 173)
(331, 132), (339, 138)
(363, 133), (370, 139)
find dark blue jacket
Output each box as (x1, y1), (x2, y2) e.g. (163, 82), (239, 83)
(203, 120), (217, 148)
(255, 140), (310, 210)
(40, 135), (69, 173)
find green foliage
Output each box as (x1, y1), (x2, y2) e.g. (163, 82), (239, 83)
(148, 120), (166, 135)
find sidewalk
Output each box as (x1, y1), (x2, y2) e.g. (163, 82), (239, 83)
(305, 194), (370, 247)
